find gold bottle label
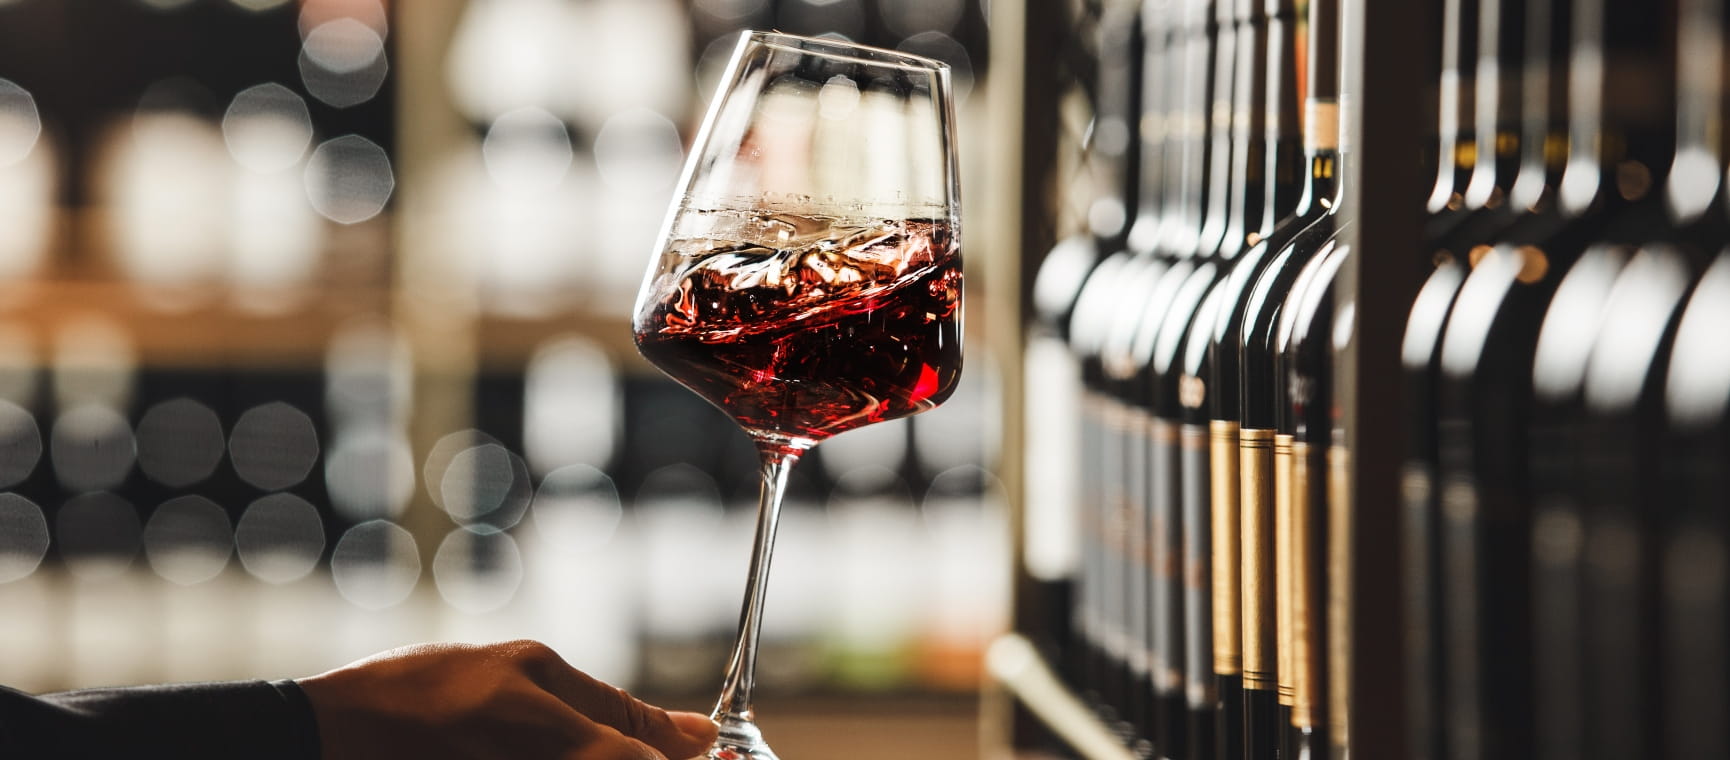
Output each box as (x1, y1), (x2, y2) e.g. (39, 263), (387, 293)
(1240, 427), (1277, 690)
(1210, 420), (1242, 676)
(1275, 434), (1296, 706)
(1327, 444), (1353, 745)
(1290, 440), (1318, 729)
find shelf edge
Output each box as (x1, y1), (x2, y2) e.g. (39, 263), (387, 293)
(986, 634), (1139, 760)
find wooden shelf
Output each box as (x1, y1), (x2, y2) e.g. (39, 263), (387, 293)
(986, 634), (1138, 760)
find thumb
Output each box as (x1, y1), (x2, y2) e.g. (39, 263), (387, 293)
(668, 711), (719, 752)
(532, 660), (715, 759)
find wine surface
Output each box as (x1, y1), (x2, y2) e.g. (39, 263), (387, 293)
(635, 210), (963, 447)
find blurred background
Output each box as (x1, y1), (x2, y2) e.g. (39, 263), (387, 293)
(0, 0), (1014, 755)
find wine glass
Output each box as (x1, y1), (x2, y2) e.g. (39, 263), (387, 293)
(631, 31), (962, 760)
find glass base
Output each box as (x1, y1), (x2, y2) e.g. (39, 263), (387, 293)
(706, 715), (779, 760)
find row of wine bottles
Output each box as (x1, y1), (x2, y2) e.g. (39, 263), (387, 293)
(1028, 0), (1352, 757)
(1024, 0), (1730, 757)
(1408, 0), (1730, 757)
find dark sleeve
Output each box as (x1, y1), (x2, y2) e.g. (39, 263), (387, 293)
(0, 679), (321, 760)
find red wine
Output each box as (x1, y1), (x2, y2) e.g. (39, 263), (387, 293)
(634, 211), (963, 449)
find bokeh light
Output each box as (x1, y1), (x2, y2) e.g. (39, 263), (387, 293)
(324, 318), (411, 428)
(222, 83), (314, 173)
(0, 493), (48, 583)
(592, 108), (683, 192)
(299, 18), (389, 108)
(104, 109), (229, 293)
(820, 420), (909, 490)
(304, 134), (395, 224)
(777, 0), (866, 39)
(50, 404), (136, 493)
(228, 401), (319, 491)
(439, 442), (531, 529)
(143, 495), (233, 586)
(898, 31), (975, 103)
(0, 78), (41, 167)
(324, 427), (416, 522)
(234, 492), (326, 584)
(298, 0), (388, 39)
(330, 519), (421, 610)
(880, 0), (966, 37)
(445, 0), (569, 121)
(229, 0), (292, 12)
(432, 526), (524, 614)
(529, 464), (621, 554)
(523, 337), (617, 475)
(482, 107), (572, 194)
(0, 399), (41, 488)
(135, 397), (224, 488)
(57, 492), (143, 580)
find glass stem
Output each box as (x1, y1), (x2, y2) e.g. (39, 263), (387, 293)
(712, 445), (801, 733)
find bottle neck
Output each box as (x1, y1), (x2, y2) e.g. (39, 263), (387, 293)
(1463, 0), (1527, 208)
(1169, 11), (1219, 256)
(1559, 0), (1678, 217)
(1091, 1), (1145, 243)
(1224, 9), (1271, 255)
(1128, 13), (1174, 253)
(1509, 0), (1568, 211)
(1198, 17), (1240, 257)
(1665, 0), (1725, 223)
(1259, 3), (1306, 235)
(1295, 98), (1343, 217)
(1428, 0), (1481, 213)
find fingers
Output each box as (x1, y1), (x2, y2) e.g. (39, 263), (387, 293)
(505, 641), (715, 760)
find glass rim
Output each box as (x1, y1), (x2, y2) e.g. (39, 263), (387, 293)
(744, 30), (953, 74)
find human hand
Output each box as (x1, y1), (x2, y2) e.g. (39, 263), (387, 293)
(297, 640), (718, 760)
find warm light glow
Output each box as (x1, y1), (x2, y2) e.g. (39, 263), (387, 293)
(102, 111), (229, 296)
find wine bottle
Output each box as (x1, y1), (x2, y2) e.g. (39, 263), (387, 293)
(1276, 233), (1349, 760)
(1200, 0), (1305, 755)
(1439, 0), (1678, 756)
(1046, 0), (1150, 720)
(1117, 2), (1249, 754)
(1660, 251), (1730, 760)
(1531, 2), (1720, 757)
(1400, 0), (1542, 756)
(1236, 0), (1341, 755)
